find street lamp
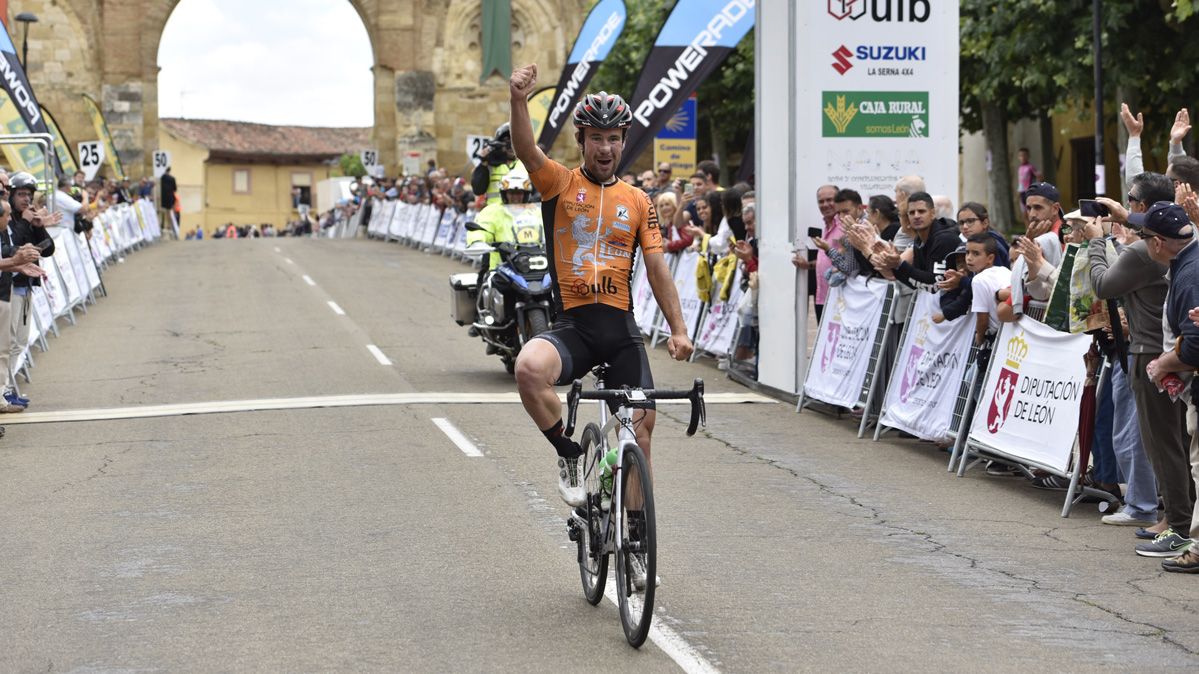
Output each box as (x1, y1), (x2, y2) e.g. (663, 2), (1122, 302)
(14, 12), (38, 67)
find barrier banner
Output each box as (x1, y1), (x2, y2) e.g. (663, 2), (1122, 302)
(967, 318), (1090, 474)
(537, 0), (627, 149)
(803, 276), (888, 407)
(879, 291), (974, 440)
(695, 267), (743, 355)
(657, 250), (704, 337)
(618, 0), (755, 174)
(0, 28), (62, 177)
(632, 255), (659, 333)
(82, 94), (125, 180)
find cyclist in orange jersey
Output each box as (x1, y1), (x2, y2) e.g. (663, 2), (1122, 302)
(508, 63), (693, 507)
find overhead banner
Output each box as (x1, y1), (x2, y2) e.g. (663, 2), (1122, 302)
(967, 318), (1090, 474)
(879, 291), (974, 441)
(82, 94), (125, 180)
(653, 95), (697, 175)
(797, 1), (958, 198)
(0, 26), (61, 177)
(618, 0), (755, 174)
(802, 276), (888, 408)
(41, 105), (79, 175)
(536, 0), (627, 150)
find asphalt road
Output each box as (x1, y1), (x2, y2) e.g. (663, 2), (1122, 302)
(2, 236), (1198, 672)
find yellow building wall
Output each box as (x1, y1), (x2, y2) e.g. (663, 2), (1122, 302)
(203, 162), (334, 233)
(1050, 103), (1123, 208)
(158, 130), (209, 235)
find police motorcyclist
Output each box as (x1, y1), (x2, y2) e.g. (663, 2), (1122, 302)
(471, 123), (526, 207)
(466, 166), (537, 277)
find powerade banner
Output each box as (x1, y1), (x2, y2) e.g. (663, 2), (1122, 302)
(0, 90), (43, 177)
(618, 0), (755, 174)
(537, 0), (626, 150)
(526, 86), (556, 142)
(0, 27), (62, 177)
(41, 105), (79, 175)
(82, 94), (125, 180)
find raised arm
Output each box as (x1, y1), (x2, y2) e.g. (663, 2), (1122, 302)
(509, 64), (548, 174)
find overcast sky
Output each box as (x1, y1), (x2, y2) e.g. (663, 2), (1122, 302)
(158, 0), (374, 127)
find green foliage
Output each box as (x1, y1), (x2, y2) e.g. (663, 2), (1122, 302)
(338, 152), (367, 178)
(589, 0), (753, 170)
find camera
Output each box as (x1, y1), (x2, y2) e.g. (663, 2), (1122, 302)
(480, 138), (514, 166)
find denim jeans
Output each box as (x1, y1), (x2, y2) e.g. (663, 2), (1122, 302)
(1110, 363), (1158, 519)
(1091, 370), (1119, 485)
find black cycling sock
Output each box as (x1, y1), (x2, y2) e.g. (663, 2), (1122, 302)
(542, 419), (583, 458)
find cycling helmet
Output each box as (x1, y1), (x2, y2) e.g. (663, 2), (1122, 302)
(494, 122), (512, 142)
(573, 92), (633, 129)
(9, 172), (38, 193)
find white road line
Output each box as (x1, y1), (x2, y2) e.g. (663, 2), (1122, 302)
(301, 274), (316, 286)
(284, 257), (295, 265)
(2, 391), (773, 425)
(273, 246), (281, 253)
(602, 582), (719, 674)
(365, 344), (392, 365)
(431, 417), (483, 457)
(327, 301), (346, 316)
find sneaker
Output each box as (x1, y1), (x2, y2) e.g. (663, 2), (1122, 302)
(627, 553), (660, 592)
(985, 461), (1022, 477)
(556, 456), (584, 507)
(1102, 511), (1157, 527)
(1162, 549), (1199, 573)
(1, 393), (26, 413)
(1134, 527), (1162, 540)
(1135, 529), (1194, 558)
(1031, 474), (1070, 491)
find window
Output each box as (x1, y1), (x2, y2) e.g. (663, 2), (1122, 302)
(233, 168), (250, 194)
(292, 172), (312, 206)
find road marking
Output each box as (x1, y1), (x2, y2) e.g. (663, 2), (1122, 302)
(602, 582), (719, 674)
(301, 274), (316, 286)
(327, 301), (346, 316)
(2, 391), (773, 425)
(365, 344), (392, 365)
(285, 257), (295, 265)
(431, 417), (483, 457)
(273, 246), (281, 252)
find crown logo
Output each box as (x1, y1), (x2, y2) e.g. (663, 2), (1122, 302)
(824, 95), (858, 134)
(913, 317), (931, 346)
(1005, 332), (1029, 369)
(832, 294), (847, 321)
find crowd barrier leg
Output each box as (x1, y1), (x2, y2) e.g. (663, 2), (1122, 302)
(947, 363), (982, 472)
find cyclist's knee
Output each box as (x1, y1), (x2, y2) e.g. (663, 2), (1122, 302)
(515, 339), (561, 390)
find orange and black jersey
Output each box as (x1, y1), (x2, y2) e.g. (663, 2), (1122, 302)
(529, 159), (663, 313)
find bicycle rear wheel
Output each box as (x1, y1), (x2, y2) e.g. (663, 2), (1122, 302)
(614, 442), (656, 648)
(576, 422), (609, 606)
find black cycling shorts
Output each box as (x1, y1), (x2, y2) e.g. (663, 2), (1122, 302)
(532, 304), (654, 406)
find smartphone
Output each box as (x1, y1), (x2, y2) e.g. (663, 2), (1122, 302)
(35, 239), (52, 252)
(684, 182), (694, 196)
(1078, 199), (1109, 218)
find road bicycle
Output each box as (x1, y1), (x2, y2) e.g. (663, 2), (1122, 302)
(564, 365), (705, 647)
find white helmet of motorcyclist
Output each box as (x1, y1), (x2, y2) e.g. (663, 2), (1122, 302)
(499, 167), (534, 204)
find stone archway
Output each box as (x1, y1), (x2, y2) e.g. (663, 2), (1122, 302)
(8, 0), (588, 177)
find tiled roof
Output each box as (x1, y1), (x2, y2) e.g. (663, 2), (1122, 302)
(160, 118), (371, 162)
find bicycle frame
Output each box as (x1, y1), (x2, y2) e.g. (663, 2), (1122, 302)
(589, 378), (646, 557)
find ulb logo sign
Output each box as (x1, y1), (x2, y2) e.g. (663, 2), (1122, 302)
(822, 91), (929, 138)
(828, 0), (931, 22)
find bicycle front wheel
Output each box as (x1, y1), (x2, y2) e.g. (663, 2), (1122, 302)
(577, 422), (609, 606)
(614, 442), (656, 648)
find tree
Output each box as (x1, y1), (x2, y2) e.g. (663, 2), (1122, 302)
(338, 152), (367, 178)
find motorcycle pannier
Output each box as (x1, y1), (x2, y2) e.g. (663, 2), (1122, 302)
(449, 273), (478, 326)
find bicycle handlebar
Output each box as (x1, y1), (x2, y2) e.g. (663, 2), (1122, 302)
(565, 378), (706, 438)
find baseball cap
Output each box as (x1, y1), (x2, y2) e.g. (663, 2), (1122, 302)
(1128, 201), (1195, 239)
(944, 245), (968, 266)
(1024, 182), (1061, 203)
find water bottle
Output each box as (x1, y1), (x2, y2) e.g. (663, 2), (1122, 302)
(599, 447), (618, 505)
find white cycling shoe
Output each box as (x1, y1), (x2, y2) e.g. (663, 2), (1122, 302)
(628, 554), (661, 592)
(557, 456), (585, 507)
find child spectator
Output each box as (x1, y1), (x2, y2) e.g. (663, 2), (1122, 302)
(964, 233), (1010, 345)
(933, 246), (972, 324)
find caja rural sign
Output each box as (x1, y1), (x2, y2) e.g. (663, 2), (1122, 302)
(822, 91), (929, 137)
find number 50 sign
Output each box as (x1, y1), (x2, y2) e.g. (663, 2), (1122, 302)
(78, 141), (105, 181)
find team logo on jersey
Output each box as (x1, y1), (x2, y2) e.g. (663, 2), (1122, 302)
(616, 205), (629, 221)
(576, 189), (587, 203)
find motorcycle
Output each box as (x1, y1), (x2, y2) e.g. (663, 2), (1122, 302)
(449, 204), (554, 374)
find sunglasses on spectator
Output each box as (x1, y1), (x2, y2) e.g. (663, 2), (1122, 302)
(1137, 230), (1160, 241)
(658, 169), (672, 174)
